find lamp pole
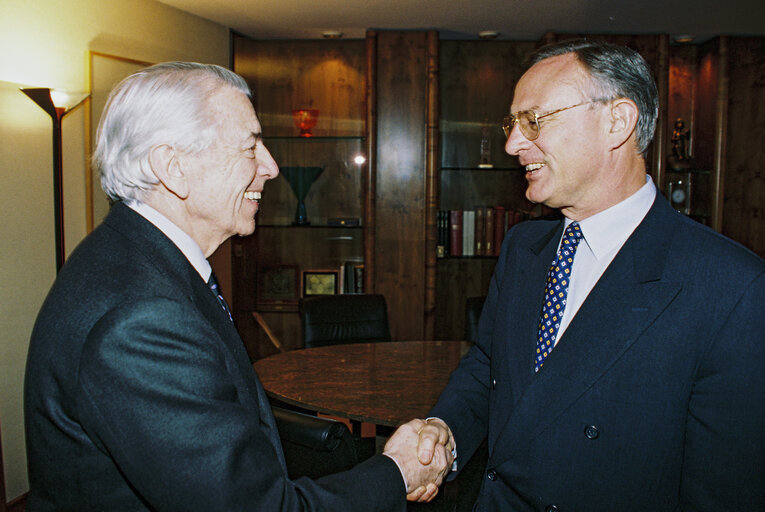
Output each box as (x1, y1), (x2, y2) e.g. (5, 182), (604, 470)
(21, 88), (86, 273)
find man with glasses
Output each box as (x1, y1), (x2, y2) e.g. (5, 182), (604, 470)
(416, 39), (764, 510)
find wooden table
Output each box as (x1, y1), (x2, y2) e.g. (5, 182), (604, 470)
(253, 340), (471, 427)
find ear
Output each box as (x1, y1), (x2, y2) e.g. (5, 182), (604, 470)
(606, 98), (639, 151)
(148, 144), (189, 199)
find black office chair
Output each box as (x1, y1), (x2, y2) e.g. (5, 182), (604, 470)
(272, 407), (358, 479)
(464, 296), (486, 342)
(300, 294), (391, 348)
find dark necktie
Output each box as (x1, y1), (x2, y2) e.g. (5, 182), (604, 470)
(535, 222), (584, 372)
(207, 273), (233, 322)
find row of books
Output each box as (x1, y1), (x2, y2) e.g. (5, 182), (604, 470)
(340, 261), (365, 294)
(437, 207), (529, 257)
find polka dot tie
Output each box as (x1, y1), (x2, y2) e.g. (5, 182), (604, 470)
(535, 222), (583, 372)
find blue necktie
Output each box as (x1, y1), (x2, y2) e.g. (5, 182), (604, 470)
(208, 273), (233, 322)
(535, 222), (583, 372)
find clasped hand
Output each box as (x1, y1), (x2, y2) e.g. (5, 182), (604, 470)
(383, 418), (454, 502)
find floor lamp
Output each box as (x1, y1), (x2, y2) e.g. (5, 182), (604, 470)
(21, 88), (88, 273)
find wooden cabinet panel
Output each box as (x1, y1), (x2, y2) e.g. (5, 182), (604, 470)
(723, 37), (765, 257)
(234, 38), (365, 137)
(373, 31), (431, 341)
(439, 41), (535, 170)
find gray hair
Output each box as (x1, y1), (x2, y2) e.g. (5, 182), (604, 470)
(94, 62), (251, 202)
(528, 39), (659, 155)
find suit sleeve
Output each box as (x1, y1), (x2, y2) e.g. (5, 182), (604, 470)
(680, 270), (765, 510)
(76, 297), (404, 512)
(428, 234), (514, 469)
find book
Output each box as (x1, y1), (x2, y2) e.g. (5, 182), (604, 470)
(449, 210), (463, 256)
(474, 207), (485, 256)
(485, 207), (494, 256)
(436, 210), (447, 258)
(463, 210), (475, 257)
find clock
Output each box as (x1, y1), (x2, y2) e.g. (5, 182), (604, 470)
(668, 176), (691, 215)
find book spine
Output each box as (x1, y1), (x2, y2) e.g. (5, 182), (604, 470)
(449, 210), (463, 256)
(463, 210), (475, 257)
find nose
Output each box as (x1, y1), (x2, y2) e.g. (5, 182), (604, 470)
(504, 122), (530, 156)
(258, 145), (279, 180)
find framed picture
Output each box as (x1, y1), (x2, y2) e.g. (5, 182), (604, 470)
(302, 269), (339, 297)
(257, 265), (299, 304)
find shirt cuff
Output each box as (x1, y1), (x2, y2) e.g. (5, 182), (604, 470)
(425, 416), (458, 472)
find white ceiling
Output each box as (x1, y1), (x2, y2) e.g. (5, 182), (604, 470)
(158, 0), (765, 42)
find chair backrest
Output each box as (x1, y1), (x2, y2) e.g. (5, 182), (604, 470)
(464, 296), (486, 342)
(272, 407), (358, 479)
(300, 294), (391, 348)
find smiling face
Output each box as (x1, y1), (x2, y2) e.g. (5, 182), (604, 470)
(505, 53), (618, 220)
(180, 86), (279, 253)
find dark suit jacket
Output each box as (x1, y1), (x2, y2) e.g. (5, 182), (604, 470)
(431, 194), (765, 511)
(25, 202), (405, 511)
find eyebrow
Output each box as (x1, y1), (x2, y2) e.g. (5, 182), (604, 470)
(243, 131), (262, 147)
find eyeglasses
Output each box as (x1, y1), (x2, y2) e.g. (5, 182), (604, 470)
(501, 101), (597, 140)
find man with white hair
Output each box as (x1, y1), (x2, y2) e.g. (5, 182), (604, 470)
(25, 62), (450, 511)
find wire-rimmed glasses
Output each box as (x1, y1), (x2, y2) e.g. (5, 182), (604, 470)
(501, 101), (598, 140)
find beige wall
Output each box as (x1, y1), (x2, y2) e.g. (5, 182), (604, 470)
(0, 0), (229, 500)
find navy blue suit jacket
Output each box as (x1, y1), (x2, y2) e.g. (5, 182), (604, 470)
(431, 194), (765, 511)
(25, 202), (405, 511)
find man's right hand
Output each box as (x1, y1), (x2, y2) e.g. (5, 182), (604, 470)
(382, 419), (452, 502)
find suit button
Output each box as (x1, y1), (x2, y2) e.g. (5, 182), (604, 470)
(486, 469), (497, 481)
(491, 378), (497, 389)
(584, 425), (600, 439)
(545, 506), (559, 512)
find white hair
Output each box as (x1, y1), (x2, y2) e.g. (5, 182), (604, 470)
(93, 62), (251, 202)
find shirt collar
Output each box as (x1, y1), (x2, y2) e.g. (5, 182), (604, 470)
(567, 175), (656, 260)
(126, 201), (212, 282)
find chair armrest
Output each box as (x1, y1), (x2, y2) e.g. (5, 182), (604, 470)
(272, 407), (350, 452)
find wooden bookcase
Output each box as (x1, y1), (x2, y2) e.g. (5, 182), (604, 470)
(435, 40), (536, 340)
(231, 36), (369, 358)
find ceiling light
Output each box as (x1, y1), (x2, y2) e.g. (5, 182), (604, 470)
(322, 31), (344, 39)
(479, 31), (499, 40)
(673, 35), (696, 44)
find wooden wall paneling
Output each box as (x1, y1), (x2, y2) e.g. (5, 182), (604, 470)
(234, 38), (366, 136)
(424, 31), (440, 340)
(439, 41), (535, 170)
(435, 259), (496, 341)
(364, 31), (378, 293)
(374, 31), (429, 340)
(710, 36), (729, 232)
(694, 38), (724, 227)
(723, 37), (765, 256)
(654, 34), (670, 190)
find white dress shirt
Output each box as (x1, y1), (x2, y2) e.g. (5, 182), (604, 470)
(555, 175), (656, 344)
(126, 201), (212, 283)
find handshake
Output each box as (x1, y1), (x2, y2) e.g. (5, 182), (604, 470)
(382, 417), (455, 503)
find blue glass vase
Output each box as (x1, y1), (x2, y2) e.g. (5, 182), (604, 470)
(280, 166), (324, 225)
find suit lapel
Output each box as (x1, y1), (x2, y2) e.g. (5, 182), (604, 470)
(492, 197), (683, 459)
(501, 221), (563, 407)
(189, 260), (286, 469)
